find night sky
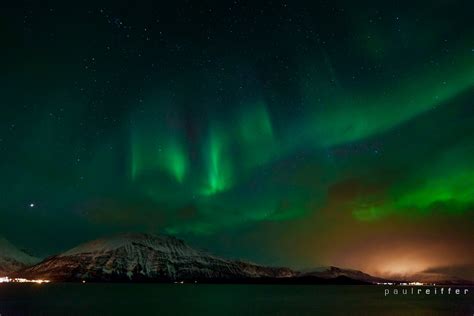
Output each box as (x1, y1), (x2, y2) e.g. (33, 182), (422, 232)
(1, 0), (473, 280)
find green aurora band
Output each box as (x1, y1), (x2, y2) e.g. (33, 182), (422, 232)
(125, 48), (474, 231)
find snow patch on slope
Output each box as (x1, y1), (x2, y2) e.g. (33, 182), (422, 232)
(0, 238), (39, 274)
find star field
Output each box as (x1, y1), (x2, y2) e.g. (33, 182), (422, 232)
(0, 0), (473, 279)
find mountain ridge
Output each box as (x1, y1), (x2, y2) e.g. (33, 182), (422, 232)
(20, 233), (295, 282)
(13, 233), (472, 284)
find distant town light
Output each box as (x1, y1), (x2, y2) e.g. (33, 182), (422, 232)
(0, 276), (50, 284)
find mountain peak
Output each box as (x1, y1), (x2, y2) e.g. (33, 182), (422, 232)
(0, 237), (40, 275)
(60, 232), (191, 257)
(22, 232), (294, 282)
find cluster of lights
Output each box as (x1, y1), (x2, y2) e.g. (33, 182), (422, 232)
(406, 282), (425, 286)
(0, 276), (50, 284)
(377, 281), (431, 286)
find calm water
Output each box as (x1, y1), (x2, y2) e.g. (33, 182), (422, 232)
(0, 284), (472, 315)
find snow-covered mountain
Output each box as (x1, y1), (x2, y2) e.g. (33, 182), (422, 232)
(20, 233), (295, 282)
(0, 237), (40, 275)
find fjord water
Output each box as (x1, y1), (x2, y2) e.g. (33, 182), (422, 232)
(0, 284), (472, 315)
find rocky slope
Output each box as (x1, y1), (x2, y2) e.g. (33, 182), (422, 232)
(300, 266), (390, 284)
(0, 237), (39, 275)
(20, 233), (295, 282)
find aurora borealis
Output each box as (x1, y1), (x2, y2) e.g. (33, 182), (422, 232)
(0, 0), (473, 281)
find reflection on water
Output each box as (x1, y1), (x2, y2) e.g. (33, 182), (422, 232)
(0, 284), (472, 315)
